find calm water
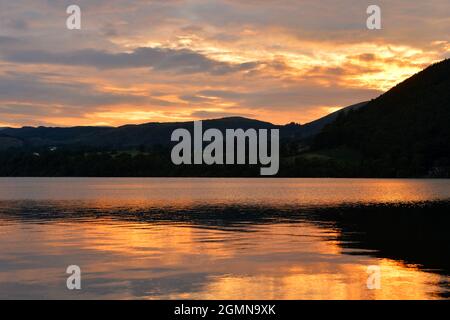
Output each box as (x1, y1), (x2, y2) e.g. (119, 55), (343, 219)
(0, 178), (449, 300)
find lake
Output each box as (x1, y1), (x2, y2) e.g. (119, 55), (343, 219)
(0, 178), (449, 299)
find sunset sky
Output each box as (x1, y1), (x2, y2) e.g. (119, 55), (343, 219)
(0, 0), (449, 127)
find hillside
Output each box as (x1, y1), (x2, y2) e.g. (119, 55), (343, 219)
(300, 101), (368, 138)
(314, 59), (450, 177)
(0, 134), (23, 150)
(0, 116), (302, 149)
(0, 106), (371, 149)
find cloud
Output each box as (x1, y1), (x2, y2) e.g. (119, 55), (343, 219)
(190, 110), (254, 119)
(0, 73), (147, 107)
(2, 47), (260, 75)
(0, 0), (448, 126)
(0, 36), (20, 45)
(197, 86), (382, 111)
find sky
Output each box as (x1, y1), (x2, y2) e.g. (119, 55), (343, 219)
(0, 0), (449, 127)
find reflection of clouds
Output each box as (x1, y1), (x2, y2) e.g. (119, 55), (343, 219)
(0, 176), (449, 299)
(0, 1), (448, 126)
(203, 259), (443, 300)
(0, 215), (446, 299)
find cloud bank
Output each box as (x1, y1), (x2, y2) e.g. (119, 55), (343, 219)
(0, 0), (448, 126)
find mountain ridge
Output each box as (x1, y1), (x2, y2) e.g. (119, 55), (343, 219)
(313, 58), (450, 177)
(0, 117), (279, 147)
(0, 105), (364, 148)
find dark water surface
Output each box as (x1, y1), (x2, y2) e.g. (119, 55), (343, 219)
(0, 178), (449, 299)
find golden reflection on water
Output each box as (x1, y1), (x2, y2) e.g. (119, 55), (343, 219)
(0, 178), (449, 299)
(0, 218), (447, 300)
(1, 178), (450, 205)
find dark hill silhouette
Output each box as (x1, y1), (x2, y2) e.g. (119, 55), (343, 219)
(314, 58), (450, 177)
(300, 102), (368, 138)
(1, 126), (111, 147)
(1, 116), (299, 148)
(87, 117), (282, 148)
(0, 133), (23, 150)
(0, 107), (370, 149)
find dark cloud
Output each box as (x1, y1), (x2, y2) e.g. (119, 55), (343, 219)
(190, 110), (253, 119)
(355, 53), (377, 62)
(0, 73), (147, 107)
(2, 47), (260, 75)
(179, 94), (214, 103)
(306, 63), (383, 77)
(0, 36), (20, 45)
(197, 86), (382, 110)
(7, 18), (30, 30)
(0, 104), (74, 117)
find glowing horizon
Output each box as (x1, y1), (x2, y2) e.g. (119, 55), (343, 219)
(0, 1), (448, 127)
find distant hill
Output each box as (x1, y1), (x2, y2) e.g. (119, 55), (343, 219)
(85, 117), (283, 148)
(1, 126), (112, 147)
(0, 102), (377, 150)
(300, 101), (368, 138)
(1, 116), (311, 149)
(314, 58), (450, 177)
(1, 101), (379, 150)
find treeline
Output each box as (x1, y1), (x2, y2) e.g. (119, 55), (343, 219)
(0, 142), (329, 177)
(2, 144), (446, 178)
(0, 146), (260, 177)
